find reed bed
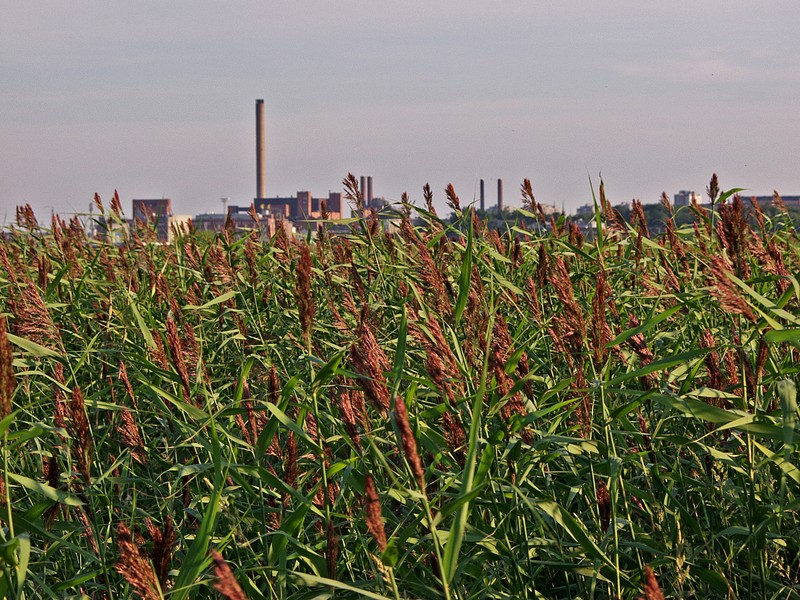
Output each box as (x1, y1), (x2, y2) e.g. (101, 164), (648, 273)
(0, 177), (798, 599)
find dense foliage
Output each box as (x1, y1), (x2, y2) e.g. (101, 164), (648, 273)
(0, 178), (799, 599)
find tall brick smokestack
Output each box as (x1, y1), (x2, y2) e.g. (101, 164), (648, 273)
(367, 176), (373, 206)
(480, 179), (485, 212)
(360, 176), (367, 207)
(256, 99), (266, 199)
(497, 178), (503, 211)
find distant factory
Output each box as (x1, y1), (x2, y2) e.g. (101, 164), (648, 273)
(106, 98), (508, 244)
(122, 99), (389, 243)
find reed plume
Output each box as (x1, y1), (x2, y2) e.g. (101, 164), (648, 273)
(708, 256), (757, 322)
(69, 386), (93, 485)
(350, 305), (391, 413)
(596, 480), (611, 533)
(336, 387), (362, 451)
(521, 178), (536, 211)
(364, 475), (388, 553)
(707, 172), (720, 205)
(326, 519), (339, 580)
(0, 316), (14, 419)
(445, 183), (461, 213)
(115, 522), (161, 600)
(118, 408), (147, 464)
(638, 566), (665, 600)
(211, 550), (248, 600)
(394, 396), (426, 491)
(716, 194), (750, 279)
(166, 314), (192, 401)
(295, 242), (314, 348)
(9, 281), (63, 351)
(699, 330), (723, 392)
(146, 516), (175, 591)
(343, 172), (364, 213)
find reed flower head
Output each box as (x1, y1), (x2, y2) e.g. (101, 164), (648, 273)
(326, 519), (339, 580)
(394, 396), (426, 491)
(343, 172), (363, 213)
(445, 183), (461, 213)
(166, 314), (192, 400)
(146, 516), (175, 592)
(364, 475), (387, 553)
(211, 550), (248, 600)
(350, 305), (391, 413)
(423, 183), (436, 216)
(596, 479), (611, 533)
(115, 523), (161, 600)
(521, 179), (536, 211)
(709, 256), (757, 322)
(69, 386), (93, 485)
(295, 242), (314, 347)
(639, 566), (665, 600)
(0, 316), (15, 419)
(707, 172), (720, 204)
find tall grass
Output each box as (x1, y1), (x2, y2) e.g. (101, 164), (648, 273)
(0, 177), (798, 599)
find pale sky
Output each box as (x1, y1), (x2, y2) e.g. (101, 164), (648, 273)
(2, 2), (800, 222)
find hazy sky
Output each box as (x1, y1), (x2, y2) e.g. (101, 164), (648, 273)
(2, 2), (800, 222)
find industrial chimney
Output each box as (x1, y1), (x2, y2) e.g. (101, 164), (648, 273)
(360, 176), (367, 207)
(367, 176), (373, 206)
(497, 178), (503, 212)
(256, 99), (266, 199)
(480, 179), (485, 212)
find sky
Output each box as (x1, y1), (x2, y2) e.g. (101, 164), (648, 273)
(2, 2), (800, 223)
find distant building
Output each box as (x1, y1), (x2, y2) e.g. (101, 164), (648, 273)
(254, 191), (343, 222)
(193, 204), (293, 238)
(674, 191), (701, 207)
(746, 195), (800, 208)
(132, 198), (172, 242)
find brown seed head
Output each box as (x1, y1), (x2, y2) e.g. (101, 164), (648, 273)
(445, 183), (461, 213)
(69, 386), (93, 485)
(146, 516), (176, 591)
(394, 396), (426, 491)
(295, 242), (314, 347)
(115, 522), (161, 600)
(350, 306), (391, 413)
(709, 256), (757, 322)
(166, 314), (191, 400)
(596, 480), (611, 533)
(772, 190), (787, 213)
(118, 409), (147, 464)
(423, 183), (436, 215)
(211, 550), (248, 600)
(111, 190), (123, 216)
(364, 475), (388, 553)
(707, 172), (720, 204)
(521, 179), (536, 211)
(638, 566), (665, 600)
(0, 316), (15, 419)
(326, 519), (339, 580)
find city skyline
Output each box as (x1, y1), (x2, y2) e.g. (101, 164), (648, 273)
(2, 2), (800, 223)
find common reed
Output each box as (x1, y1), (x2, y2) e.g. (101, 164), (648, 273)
(350, 305), (391, 413)
(364, 475), (388, 553)
(0, 316), (14, 419)
(115, 522), (161, 600)
(1, 175), (798, 599)
(211, 550), (248, 600)
(393, 395), (426, 491)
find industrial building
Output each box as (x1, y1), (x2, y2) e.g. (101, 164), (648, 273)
(674, 190), (702, 207)
(132, 198), (173, 242)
